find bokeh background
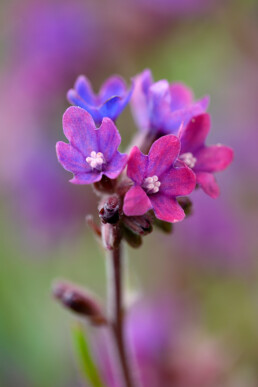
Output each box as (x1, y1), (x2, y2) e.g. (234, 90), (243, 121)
(1, 0), (258, 386)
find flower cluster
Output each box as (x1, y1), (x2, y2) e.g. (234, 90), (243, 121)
(56, 69), (233, 242)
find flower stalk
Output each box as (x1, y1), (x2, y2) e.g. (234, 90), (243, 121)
(106, 227), (134, 387)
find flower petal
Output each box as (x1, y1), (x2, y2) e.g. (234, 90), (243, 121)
(130, 69), (153, 131)
(99, 96), (123, 122)
(99, 75), (127, 101)
(147, 135), (180, 177)
(165, 99), (209, 134)
(196, 171), (220, 198)
(127, 146), (148, 185)
(123, 186), (152, 216)
(66, 91), (102, 124)
(56, 141), (90, 173)
(179, 113), (211, 153)
(104, 152), (128, 179)
(70, 171), (102, 185)
(194, 144), (233, 172)
(97, 118), (122, 161)
(74, 75), (96, 105)
(62, 106), (97, 156)
(169, 82), (193, 110)
(160, 166), (196, 196)
(151, 194), (185, 223)
(148, 80), (171, 130)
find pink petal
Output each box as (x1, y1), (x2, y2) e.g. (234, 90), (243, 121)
(123, 186), (152, 216)
(151, 194), (185, 223)
(148, 135), (180, 177)
(196, 172), (220, 198)
(62, 106), (97, 156)
(195, 145), (233, 172)
(160, 166), (196, 196)
(179, 113), (210, 154)
(127, 146), (148, 185)
(97, 118), (121, 162)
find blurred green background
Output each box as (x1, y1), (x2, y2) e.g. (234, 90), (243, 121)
(1, 0), (258, 386)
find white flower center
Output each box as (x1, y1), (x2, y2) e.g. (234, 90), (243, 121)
(142, 175), (161, 194)
(86, 151), (105, 170)
(179, 152), (197, 168)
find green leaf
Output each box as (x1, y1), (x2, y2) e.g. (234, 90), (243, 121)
(72, 323), (106, 387)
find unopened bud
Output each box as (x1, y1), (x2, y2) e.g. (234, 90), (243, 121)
(123, 213), (153, 236)
(99, 195), (120, 224)
(177, 197), (193, 217)
(52, 281), (107, 326)
(154, 218), (173, 233)
(122, 225), (142, 248)
(94, 175), (116, 194)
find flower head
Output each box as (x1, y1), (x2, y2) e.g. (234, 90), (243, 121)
(178, 114), (234, 198)
(67, 75), (133, 125)
(123, 135), (196, 223)
(56, 106), (127, 184)
(130, 69), (209, 134)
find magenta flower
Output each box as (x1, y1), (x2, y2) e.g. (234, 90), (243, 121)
(130, 69), (209, 134)
(178, 114), (234, 198)
(123, 135), (196, 223)
(56, 106), (127, 184)
(67, 75), (133, 125)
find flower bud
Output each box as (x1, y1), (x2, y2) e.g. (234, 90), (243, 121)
(123, 213), (153, 236)
(99, 195), (120, 224)
(122, 225), (142, 248)
(52, 280), (107, 326)
(177, 197), (193, 217)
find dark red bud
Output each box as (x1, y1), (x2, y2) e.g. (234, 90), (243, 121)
(123, 213), (153, 236)
(99, 195), (120, 224)
(52, 281), (107, 326)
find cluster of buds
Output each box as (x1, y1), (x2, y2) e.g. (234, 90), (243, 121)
(56, 69), (233, 249)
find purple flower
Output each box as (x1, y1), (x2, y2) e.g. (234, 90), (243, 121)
(178, 114), (234, 198)
(56, 106), (128, 184)
(130, 69), (209, 134)
(67, 75), (133, 125)
(123, 135), (196, 223)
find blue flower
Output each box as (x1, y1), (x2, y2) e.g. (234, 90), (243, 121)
(67, 75), (133, 125)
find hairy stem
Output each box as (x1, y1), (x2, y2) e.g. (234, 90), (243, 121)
(107, 243), (134, 387)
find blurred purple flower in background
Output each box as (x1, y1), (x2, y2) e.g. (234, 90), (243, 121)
(95, 297), (231, 387)
(1, 0), (104, 248)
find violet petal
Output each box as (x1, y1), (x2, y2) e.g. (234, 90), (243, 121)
(62, 106), (97, 156)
